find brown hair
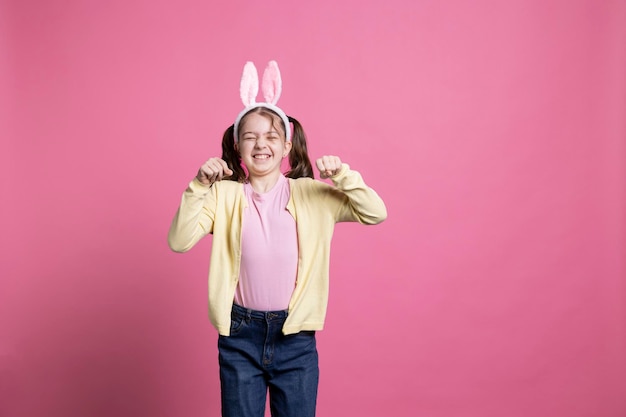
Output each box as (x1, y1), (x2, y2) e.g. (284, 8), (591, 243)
(221, 107), (314, 182)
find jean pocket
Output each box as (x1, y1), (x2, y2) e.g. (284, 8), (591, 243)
(229, 315), (247, 335)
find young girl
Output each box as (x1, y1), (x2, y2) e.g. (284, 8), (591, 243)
(168, 61), (387, 417)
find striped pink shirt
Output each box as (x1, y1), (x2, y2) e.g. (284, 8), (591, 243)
(234, 175), (298, 311)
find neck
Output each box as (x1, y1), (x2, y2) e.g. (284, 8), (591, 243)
(248, 171), (282, 193)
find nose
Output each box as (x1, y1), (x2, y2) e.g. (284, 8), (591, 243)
(254, 137), (268, 148)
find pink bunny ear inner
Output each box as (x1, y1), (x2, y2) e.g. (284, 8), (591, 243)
(240, 62), (259, 107)
(261, 60), (282, 105)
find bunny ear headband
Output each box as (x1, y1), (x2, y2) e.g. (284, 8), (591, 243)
(233, 60), (291, 143)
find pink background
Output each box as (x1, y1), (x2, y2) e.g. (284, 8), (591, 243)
(2, 0), (625, 416)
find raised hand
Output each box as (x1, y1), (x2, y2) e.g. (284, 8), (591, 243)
(196, 158), (234, 185)
(316, 155), (343, 179)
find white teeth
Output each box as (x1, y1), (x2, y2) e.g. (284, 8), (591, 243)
(254, 155), (270, 159)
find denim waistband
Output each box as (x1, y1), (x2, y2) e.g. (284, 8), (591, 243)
(231, 303), (289, 322)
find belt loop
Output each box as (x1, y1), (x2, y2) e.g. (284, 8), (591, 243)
(246, 308), (251, 323)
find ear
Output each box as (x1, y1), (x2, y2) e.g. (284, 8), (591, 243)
(282, 140), (292, 158)
(261, 60), (282, 105)
(240, 62), (259, 107)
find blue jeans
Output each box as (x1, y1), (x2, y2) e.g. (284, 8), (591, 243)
(218, 304), (319, 417)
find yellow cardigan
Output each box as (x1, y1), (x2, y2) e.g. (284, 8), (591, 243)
(168, 164), (387, 335)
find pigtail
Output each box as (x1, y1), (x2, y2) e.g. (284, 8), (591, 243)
(285, 116), (314, 179)
(220, 124), (246, 182)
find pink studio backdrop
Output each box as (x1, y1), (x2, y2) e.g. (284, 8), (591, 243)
(1, 1), (625, 416)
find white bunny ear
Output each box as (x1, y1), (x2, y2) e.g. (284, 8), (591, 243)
(240, 61), (259, 106)
(261, 60), (282, 105)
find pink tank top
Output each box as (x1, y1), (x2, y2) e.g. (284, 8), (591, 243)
(234, 175), (298, 311)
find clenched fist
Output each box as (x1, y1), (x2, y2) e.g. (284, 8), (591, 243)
(197, 158), (233, 185)
(316, 155), (343, 179)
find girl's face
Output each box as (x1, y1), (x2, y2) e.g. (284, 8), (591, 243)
(236, 112), (291, 179)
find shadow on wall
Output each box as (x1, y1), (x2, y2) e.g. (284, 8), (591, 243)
(2, 244), (218, 417)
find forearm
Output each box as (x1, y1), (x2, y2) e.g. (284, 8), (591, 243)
(167, 179), (215, 252)
(330, 164), (387, 224)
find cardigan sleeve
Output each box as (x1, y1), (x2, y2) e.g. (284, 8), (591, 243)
(167, 178), (217, 252)
(328, 164), (388, 225)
